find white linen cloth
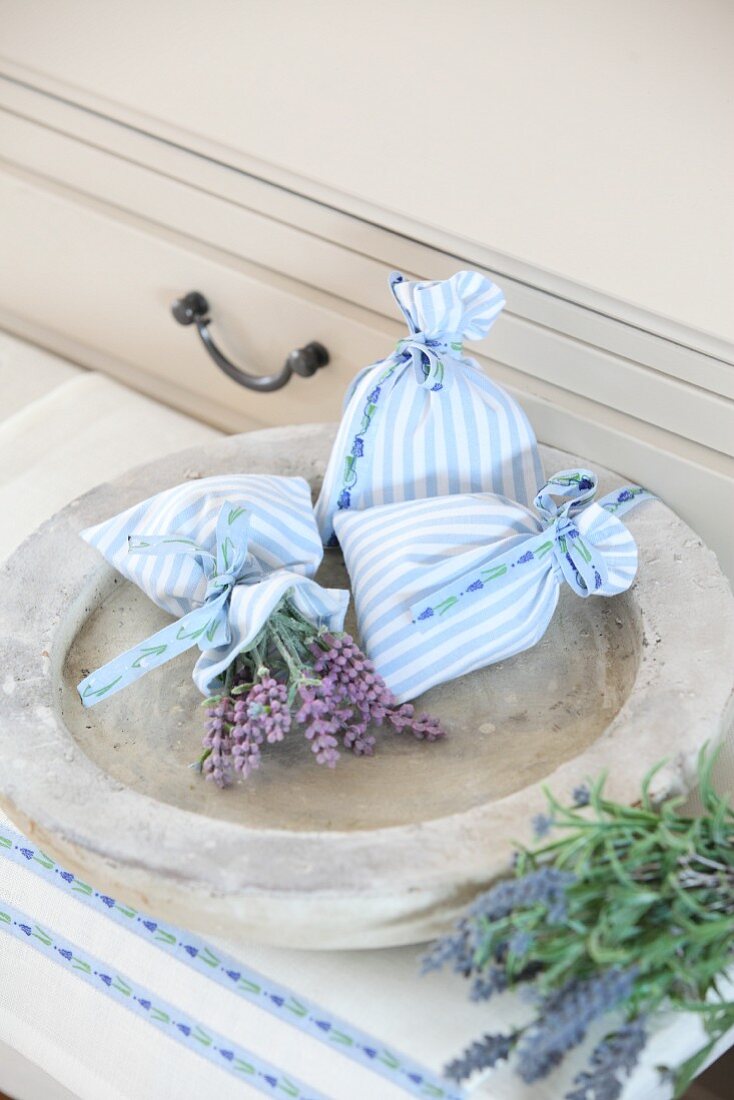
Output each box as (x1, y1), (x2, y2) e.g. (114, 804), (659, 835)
(0, 332), (731, 1100)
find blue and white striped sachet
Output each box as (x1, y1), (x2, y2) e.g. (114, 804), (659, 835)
(334, 470), (653, 703)
(315, 269), (543, 544)
(78, 475), (349, 705)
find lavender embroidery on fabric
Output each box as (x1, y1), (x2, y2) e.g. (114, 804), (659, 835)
(0, 824), (464, 1100)
(336, 361), (400, 516)
(604, 486), (647, 513)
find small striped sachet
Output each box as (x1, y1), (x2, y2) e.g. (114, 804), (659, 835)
(316, 269), (544, 545)
(77, 475), (349, 703)
(335, 470), (653, 703)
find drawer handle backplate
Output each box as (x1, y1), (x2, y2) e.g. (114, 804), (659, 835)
(171, 291), (329, 393)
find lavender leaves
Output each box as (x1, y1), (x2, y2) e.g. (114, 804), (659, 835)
(427, 751), (733, 1098)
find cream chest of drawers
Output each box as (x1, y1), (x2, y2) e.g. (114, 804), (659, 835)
(0, 1), (732, 576)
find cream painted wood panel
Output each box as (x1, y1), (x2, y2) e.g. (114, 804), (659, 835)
(1, 152), (732, 459)
(0, 0), (732, 345)
(0, 166), (400, 432)
(0, 103), (731, 452)
(0, 157), (732, 580)
(0, 82), (729, 400)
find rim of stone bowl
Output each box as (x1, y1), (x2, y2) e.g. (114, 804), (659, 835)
(0, 424), (732, 948)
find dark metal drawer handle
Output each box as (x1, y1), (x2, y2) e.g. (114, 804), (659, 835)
(171, 291), (329, 393)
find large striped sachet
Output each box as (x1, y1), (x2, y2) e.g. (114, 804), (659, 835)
(315, 269), (543, 545)
(334, 470), (654, 703)
(77, 475), (349, 706)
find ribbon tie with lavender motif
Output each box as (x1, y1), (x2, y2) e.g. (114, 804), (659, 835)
(78, 475), (349, 706)
(393, 331), (464, 391)
(334, 470), (654, 703)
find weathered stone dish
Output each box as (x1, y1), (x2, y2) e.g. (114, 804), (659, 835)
(1, 425), (732, 949)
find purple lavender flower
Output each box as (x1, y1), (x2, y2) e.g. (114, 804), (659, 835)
(421, 922), (473, 976)
(470, 966), (509, 1001)
(202, 698), (236, 787)
(468, 867), (576, 923)
(565, 1019), (647, 1100)
(337, 489), (351, 510)
(198, 624), (445, 785)
(296, 684), (341, 767)
(445, 1032), (516, 1083)
(246, 677), (291, 743)
(617, 489), (633, 503)
(342, 722), (377, 756)
(516, 968), (638, 1084)
(310, 633), (447, 745)
(351, 436), (365, 457)
(231, 677), (291, 777)
(387, 703), (445, 742)
(572, 784), (591, 807)
(533, 813), (554, 838)
(509, 930), (533, 956)
(230, 710), (263, 778)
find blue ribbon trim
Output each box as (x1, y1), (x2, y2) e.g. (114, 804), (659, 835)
(411, 471), (655, 628)
(0, 895), (328, 1100)
(1, 822), (464, 1100)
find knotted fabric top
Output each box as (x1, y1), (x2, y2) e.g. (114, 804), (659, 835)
(78, 476), (348, 706)
(334, 470), (653, 703)
(390, 270), (505, 343)
(388, 270), (505, 391)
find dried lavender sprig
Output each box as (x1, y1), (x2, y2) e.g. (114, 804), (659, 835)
(444, 1031), (517, 1084)
(432, 749), (733, 1096)
(296, 683), (341, 767)
(572, 784), (591, 808)
(310, 633), (447, 743)
(196, 597), (447, 783)
(470, 966), (509, 1001)
(516, 968), (638, 1084)
(421, 922), (473, 976)
(565, 1019), (647, 1100)
(201, 697), (235, 788)
(467, 867), (577, 924)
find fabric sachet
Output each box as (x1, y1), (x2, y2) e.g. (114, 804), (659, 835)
(78, 475), (348, 705)
(316, 269), (543, 544)
(334, 470), (653, 702)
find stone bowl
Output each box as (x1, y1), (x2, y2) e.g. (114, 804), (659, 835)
(1, 425), (732, 949)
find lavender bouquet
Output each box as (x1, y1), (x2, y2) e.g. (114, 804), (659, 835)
(198, 597), (445, 787)
(425, 750), (733, 1097)
(75, 476), (446, 788)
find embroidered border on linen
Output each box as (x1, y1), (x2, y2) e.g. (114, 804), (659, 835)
(0, 824), (464, 1100)
(0, 897), (326, 1100)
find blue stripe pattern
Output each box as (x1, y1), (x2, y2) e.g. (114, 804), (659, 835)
(315, 270), (543, 544)
(0, 823), (464, 1100)
(334, 471), (653, 703)
(79, 476), (349, 702)
(0, 898), (329, 1100)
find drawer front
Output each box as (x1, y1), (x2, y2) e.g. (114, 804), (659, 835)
(1, 3), (732, 346)
(0, 165), (398, 432)
(0, 160), (732, 582)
